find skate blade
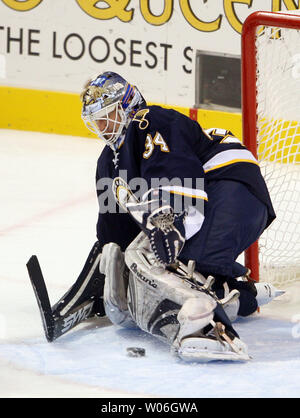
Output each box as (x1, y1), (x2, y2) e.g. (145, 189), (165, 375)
(275, 290), (285, 298)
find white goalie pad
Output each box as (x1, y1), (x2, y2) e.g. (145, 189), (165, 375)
(124, 232), (250, 362)
(124, 232), (217, 344)
(100, 242), (136, 328)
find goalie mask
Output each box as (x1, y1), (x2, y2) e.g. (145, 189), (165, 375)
(81, 71), (146, 147)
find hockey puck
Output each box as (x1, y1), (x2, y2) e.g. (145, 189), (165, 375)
(126, 347), (146, 357)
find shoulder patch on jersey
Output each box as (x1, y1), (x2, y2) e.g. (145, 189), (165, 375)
(132, 108), (150, 130)
(204, 128), (242, 145)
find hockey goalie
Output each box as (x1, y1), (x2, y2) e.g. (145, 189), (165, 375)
(27, 71), (283, 362)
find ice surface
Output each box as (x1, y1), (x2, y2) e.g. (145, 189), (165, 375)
(0, 129), (299, 398)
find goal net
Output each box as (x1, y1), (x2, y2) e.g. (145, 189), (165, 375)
(242, 11), (300, 287)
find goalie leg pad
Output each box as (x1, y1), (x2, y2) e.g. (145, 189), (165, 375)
(174, 296), (216, 344)
(125, 233), (223, 341)
(125, 232), (250, 362)
(125, 233), (217, 343)
(100, 242), (137, 328)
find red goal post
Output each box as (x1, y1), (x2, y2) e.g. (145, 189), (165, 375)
(242, 11), (300, 285)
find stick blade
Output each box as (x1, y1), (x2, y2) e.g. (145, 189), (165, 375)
(26, 255), (55, 342)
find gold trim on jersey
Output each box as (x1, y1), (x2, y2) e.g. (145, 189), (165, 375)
(169, 190), (208, 200)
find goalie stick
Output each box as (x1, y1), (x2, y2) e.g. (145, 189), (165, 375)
(27, 256), (55, 342)
(26, 244), (106, 342)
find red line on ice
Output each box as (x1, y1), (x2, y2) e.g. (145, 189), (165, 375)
(0, 192), (95, 236)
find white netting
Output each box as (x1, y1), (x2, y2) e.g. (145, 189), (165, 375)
(255, 18), (300, 286)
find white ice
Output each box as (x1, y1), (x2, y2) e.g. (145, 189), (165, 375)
(0, 129), (299, 398)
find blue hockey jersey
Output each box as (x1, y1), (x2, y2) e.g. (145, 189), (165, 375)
(95, 105), (275, 252)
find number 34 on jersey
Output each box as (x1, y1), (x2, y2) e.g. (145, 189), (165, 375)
(143, 132), (170, 159)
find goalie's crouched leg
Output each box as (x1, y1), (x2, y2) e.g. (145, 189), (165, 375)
(121, 232), (250, 362)
(100, 242), (138, 329)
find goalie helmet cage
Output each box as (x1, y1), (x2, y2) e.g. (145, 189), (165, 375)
(242, 10), (300, 286)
